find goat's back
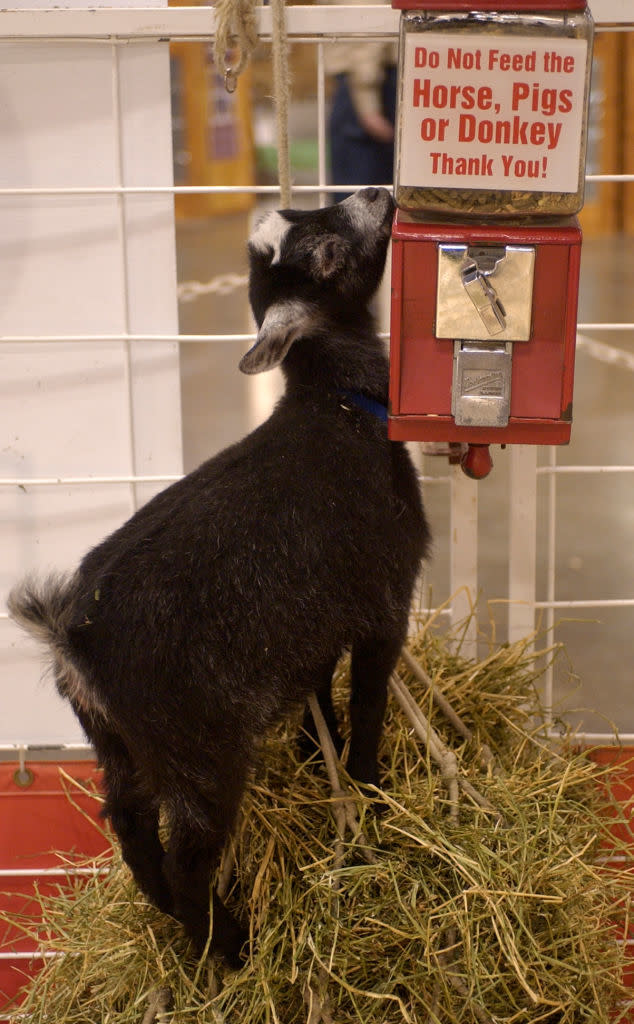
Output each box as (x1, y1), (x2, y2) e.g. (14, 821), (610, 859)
(59, 394), (427, 727)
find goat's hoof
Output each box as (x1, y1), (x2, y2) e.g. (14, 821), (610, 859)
(217, 921), (249, 970)
(210, 899), (250, 970)
(348, 775), (388, 816)
(191, 926), (249, 970)
(142, 881), (174, 918)
(364, 790), (389, 818)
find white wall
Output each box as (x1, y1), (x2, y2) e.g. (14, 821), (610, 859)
(1, 1), (182, 745)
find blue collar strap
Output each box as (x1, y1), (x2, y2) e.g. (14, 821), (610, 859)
(339, 390), (388, 423)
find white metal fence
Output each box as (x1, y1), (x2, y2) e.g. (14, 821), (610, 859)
(1, 2), (633, 752)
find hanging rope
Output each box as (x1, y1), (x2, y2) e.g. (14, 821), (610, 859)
(270, 0), (292, 207)
(212, 0), (292, 206)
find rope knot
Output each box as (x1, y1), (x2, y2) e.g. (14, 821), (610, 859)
(213, 0), (259, 86)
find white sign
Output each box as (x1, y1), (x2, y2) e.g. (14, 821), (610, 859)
(397, 32), (588, 193)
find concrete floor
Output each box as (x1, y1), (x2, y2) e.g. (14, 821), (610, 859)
(176, 214), (634, 738)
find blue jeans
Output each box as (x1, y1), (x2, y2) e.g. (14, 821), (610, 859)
(328, 66), (397, 203)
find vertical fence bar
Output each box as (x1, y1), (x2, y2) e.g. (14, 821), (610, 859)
(508, 445), (538, 646)
(450, 465), (478, 659)
(543, 445), (557, 726)
(111, 40), (138, 514)
(317, 41), (328, 208)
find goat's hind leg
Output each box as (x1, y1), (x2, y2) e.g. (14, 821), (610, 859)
(163, 771), (249, 967)
(105, 774), (172, 915)
(73, 706), (173, 915)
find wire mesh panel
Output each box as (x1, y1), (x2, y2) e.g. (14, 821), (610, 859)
(0, 2), (182, 747)
(0, 0), (632, 753)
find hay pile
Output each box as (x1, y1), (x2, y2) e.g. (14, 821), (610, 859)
(3, 628), (632, 1024)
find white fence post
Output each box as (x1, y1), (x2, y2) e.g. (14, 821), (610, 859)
(508, 446), (538, 646)
(450, 465), (478, 659)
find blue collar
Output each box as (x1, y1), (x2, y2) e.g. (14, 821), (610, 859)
(339, 390), (388, 423)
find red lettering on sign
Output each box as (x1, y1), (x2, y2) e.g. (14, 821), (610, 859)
(488, 48), (537, 72)
(447, 47), (482, 71)
(511, 82), (574, 116)
(414, 47), (439, 69)
(412, 79), (493, 112)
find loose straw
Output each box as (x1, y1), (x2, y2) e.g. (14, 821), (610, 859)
(306, 692), (377, 869)
(399, 646), (498, 774)
(4, 630), (631, 1024)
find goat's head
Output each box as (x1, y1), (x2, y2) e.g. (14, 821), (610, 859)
(240, 188), (394, 374)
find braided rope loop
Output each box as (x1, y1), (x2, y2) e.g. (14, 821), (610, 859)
(213, 0), (258, 84)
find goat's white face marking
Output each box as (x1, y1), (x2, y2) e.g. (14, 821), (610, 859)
(249, 211), (291, 265)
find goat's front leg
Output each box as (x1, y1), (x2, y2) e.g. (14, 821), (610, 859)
(347, 633), (403, 789)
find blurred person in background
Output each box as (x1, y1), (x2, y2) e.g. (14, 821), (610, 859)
(325, 0), (397, 201)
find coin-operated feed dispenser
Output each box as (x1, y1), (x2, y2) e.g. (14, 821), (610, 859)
(387, 0), (593, 477)
(389, 217), (582, 460)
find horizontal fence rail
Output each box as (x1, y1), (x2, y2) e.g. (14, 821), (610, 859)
(0, 175), (632, 195)
(0, 4), (632, 40)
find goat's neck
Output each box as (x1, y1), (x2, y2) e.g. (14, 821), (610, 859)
(282, 325), (389, 403)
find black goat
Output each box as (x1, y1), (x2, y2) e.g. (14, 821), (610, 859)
(8, 187), (430, 966)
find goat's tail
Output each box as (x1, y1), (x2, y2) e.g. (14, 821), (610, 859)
(8, 573), (76, 656)
(9, 575), (104, 720)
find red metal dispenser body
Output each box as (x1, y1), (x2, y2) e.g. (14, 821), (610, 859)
(388, 213), (582, 445)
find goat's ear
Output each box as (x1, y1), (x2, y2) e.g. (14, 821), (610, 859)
(312, 235), (349, 280)
(239, 300), (319, 375)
